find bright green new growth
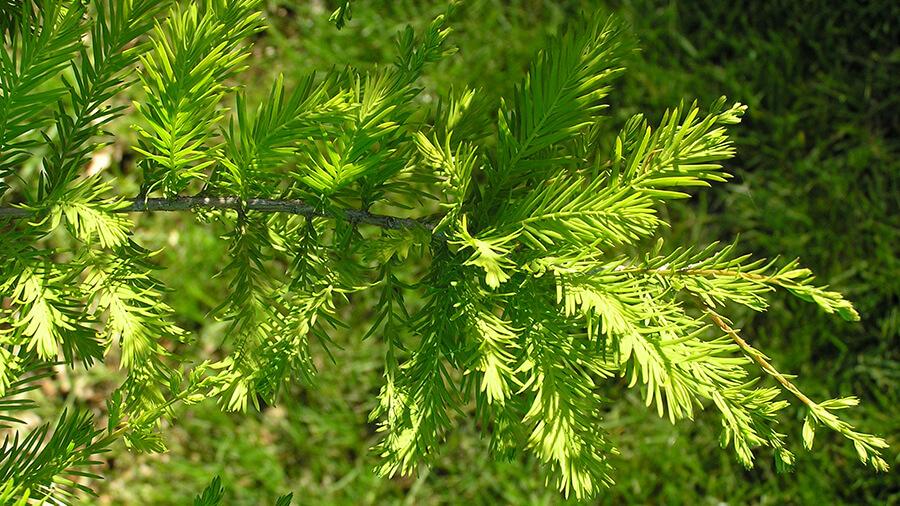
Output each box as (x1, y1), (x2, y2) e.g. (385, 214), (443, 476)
(0, 1), (889, 502)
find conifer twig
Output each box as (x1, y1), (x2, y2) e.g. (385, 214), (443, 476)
(706, 306), (889, 471)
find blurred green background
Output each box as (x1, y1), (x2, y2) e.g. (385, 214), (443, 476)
(60, 0), (898, 503)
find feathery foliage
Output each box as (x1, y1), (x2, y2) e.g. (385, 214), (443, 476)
(0, 1), (890, 502)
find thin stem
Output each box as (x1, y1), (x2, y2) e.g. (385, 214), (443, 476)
(618, 265), (814, 295)
(0, 196), (437, 232)
(619, 265), (775, 283)
(705, 307), (817, 409)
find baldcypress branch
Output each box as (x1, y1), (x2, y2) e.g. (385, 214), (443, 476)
(0, 0), (889, 503)
(0, 196), (437, 232)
